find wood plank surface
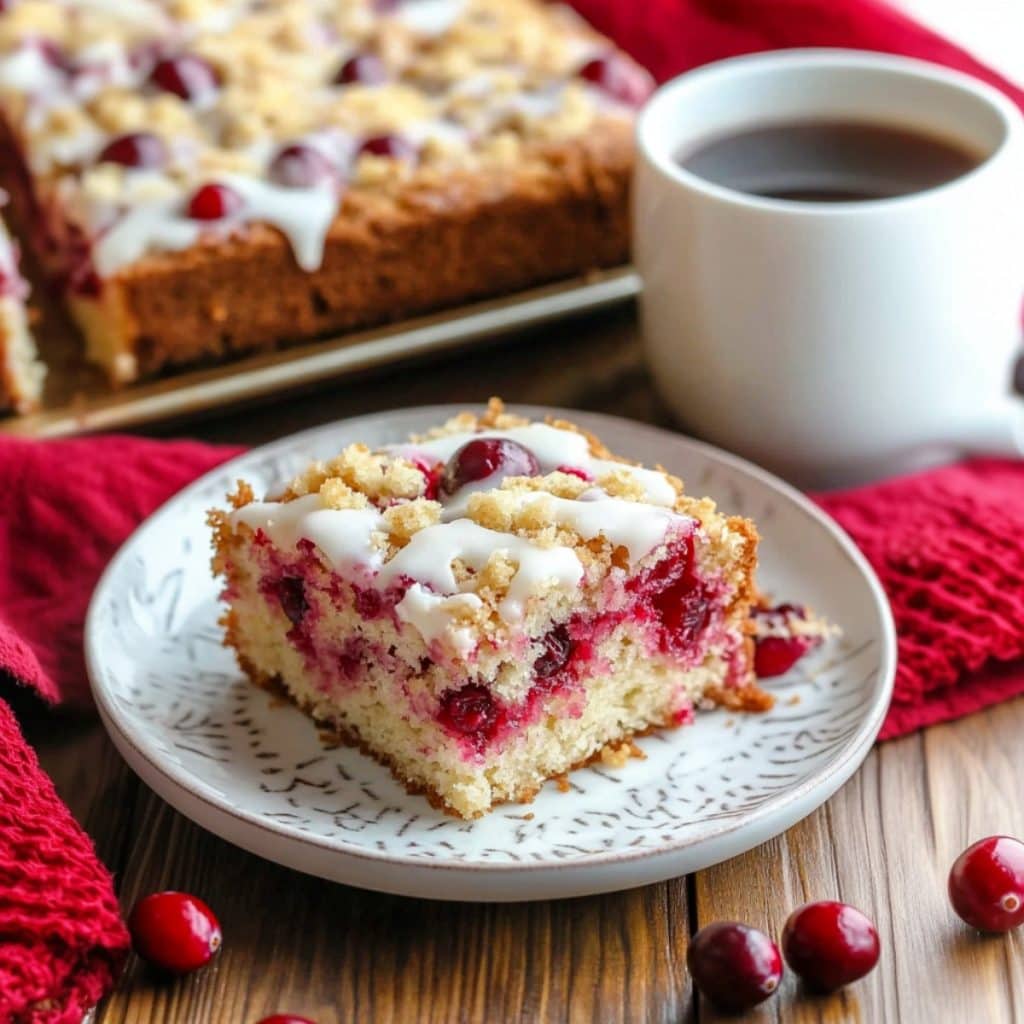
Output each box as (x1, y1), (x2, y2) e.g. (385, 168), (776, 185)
(23, 309), (1024, 1023)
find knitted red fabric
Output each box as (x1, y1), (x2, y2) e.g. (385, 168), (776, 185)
(0, 702), (128, 1024)
(817, 460), (1024, 739)
(0, 436), (243, 706)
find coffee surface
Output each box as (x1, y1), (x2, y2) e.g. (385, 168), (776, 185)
(677, 120), (983, 202)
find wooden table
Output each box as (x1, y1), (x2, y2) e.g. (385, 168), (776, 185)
(25, 307), (1024, 1023)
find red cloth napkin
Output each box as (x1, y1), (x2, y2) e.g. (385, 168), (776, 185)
(2, 1), (1023, 1018)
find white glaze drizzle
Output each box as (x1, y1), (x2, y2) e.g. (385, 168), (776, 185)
(396, 0), (467, 37)
(377, 518), (583, 623)
(231, 494), (385, 579)
(391, 423), (679, 507)
(494, 490), (690, 565)
(395, 584), (482, 655)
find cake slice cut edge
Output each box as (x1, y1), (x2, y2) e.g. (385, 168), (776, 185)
(210, 400), (769, 819)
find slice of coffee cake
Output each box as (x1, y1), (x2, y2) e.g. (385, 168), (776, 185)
(210, 400), (767, 818)
(0, 214), (43, 414)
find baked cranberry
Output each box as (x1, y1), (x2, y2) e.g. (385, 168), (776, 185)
(408, 455), (441, 500)
(255, 1017), (317, 1024)
(373, 0), (401, 10)
(128, 891), (222, 975)
(556, 464), (593, 482)
(534, 625), (573, 678)
(37, 39), (69, 71)
(754, 635), (816, 677)
(276, 577), (308, 626)
(782, 901), (880, 992)
(578, 54), (653, 107)
(334, 53), (387, 86)
(358, 134), (417, 162)
(269, 144), (335, 188)
(687, 921), (782, 1012)
(949, 836), (1024, 932)
(97, 132), (167, 170)
(150, 54), (220, 101)
(440, 438), (540, 495)
(187, 183), (243, 221)
(438, 684), (499, 740)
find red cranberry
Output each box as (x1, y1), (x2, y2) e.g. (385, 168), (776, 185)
(578, 54), (653, 107)
(334, 53), (387, 86)
(276, 577), (308, 626)
(97, 132), (167, 169)
(268, 144), (335, 188)
(438, 684), (499, 741)
(358, 134), (417, 162)
(408, 455), (441, 500)
(255, 1017), (317, 1024)
(187, 183), (243, 221)
(782, 901), (880, 992)
(440, 438), (540, 495)
(128, 891), (222, 975)
(556, 464), (593, 482)
(687, 921), (783, 1012)
(37, 39), (69, 71)
(949, 836), (1024, 932)
(150, 54), (220, 101)
(534, 625), (573, 678)
(754, 635), (816, 677)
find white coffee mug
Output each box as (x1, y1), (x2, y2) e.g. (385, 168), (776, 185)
(635, 50), (1024, 487)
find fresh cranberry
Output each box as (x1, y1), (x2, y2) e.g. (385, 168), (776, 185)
(556, 464), (593, 482)
(438, 684), (499, 741)
(578, 54), (653, 107)
(687, 922), (782, 1012)
(255, 1017), (317, 1024)
(268, 144), (335, 188)
(534, 625), (574, 678)
(187, 183), (243, 221)
(440, 438), (540, 495)
(782, 901), (880, 992)
(358, 134), (417, 162)
(128, 891), (222, 975)
(949, 836), (1024, 932)
(334, 53), (387, 86)
(97, 132), (167, 169)
(754, 635), (816, 677)
(150, 54), (220, 101)
(276, 577), (308, 626)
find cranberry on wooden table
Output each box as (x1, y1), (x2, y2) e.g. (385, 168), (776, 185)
(949, 835), (1024, 932)
(97, 132), (168, 169)
(255, 1016), (318, 1024)
(128, 891), (222, 974)
(782, 901), (880, 992)
(440, 438), (540, 495)
(687, 921), (783, 1012)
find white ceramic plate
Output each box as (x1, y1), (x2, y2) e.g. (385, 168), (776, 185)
(86, 405), (896, 902)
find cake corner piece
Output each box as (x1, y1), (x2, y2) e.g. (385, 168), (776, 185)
(211, 399), (770, 819)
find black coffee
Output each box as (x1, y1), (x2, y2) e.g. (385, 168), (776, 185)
(677, 120), (983, 202)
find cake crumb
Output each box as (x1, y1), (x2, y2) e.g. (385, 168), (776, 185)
(787, 694), (802, 706)
(600, 739), (646, 768)
(554, 774), (571, 793)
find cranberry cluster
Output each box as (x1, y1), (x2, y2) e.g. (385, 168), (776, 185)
(690, 834), (1024, 1012)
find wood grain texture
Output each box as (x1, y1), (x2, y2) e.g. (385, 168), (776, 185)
(24, 313), (1024, 1023)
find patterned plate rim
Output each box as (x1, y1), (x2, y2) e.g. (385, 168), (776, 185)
(86, 405), (897, 875)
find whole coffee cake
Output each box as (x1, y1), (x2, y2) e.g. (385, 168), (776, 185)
(0, 0), (651, 384)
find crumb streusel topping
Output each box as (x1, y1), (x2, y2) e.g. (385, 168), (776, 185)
(0, 0), (652, 278)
